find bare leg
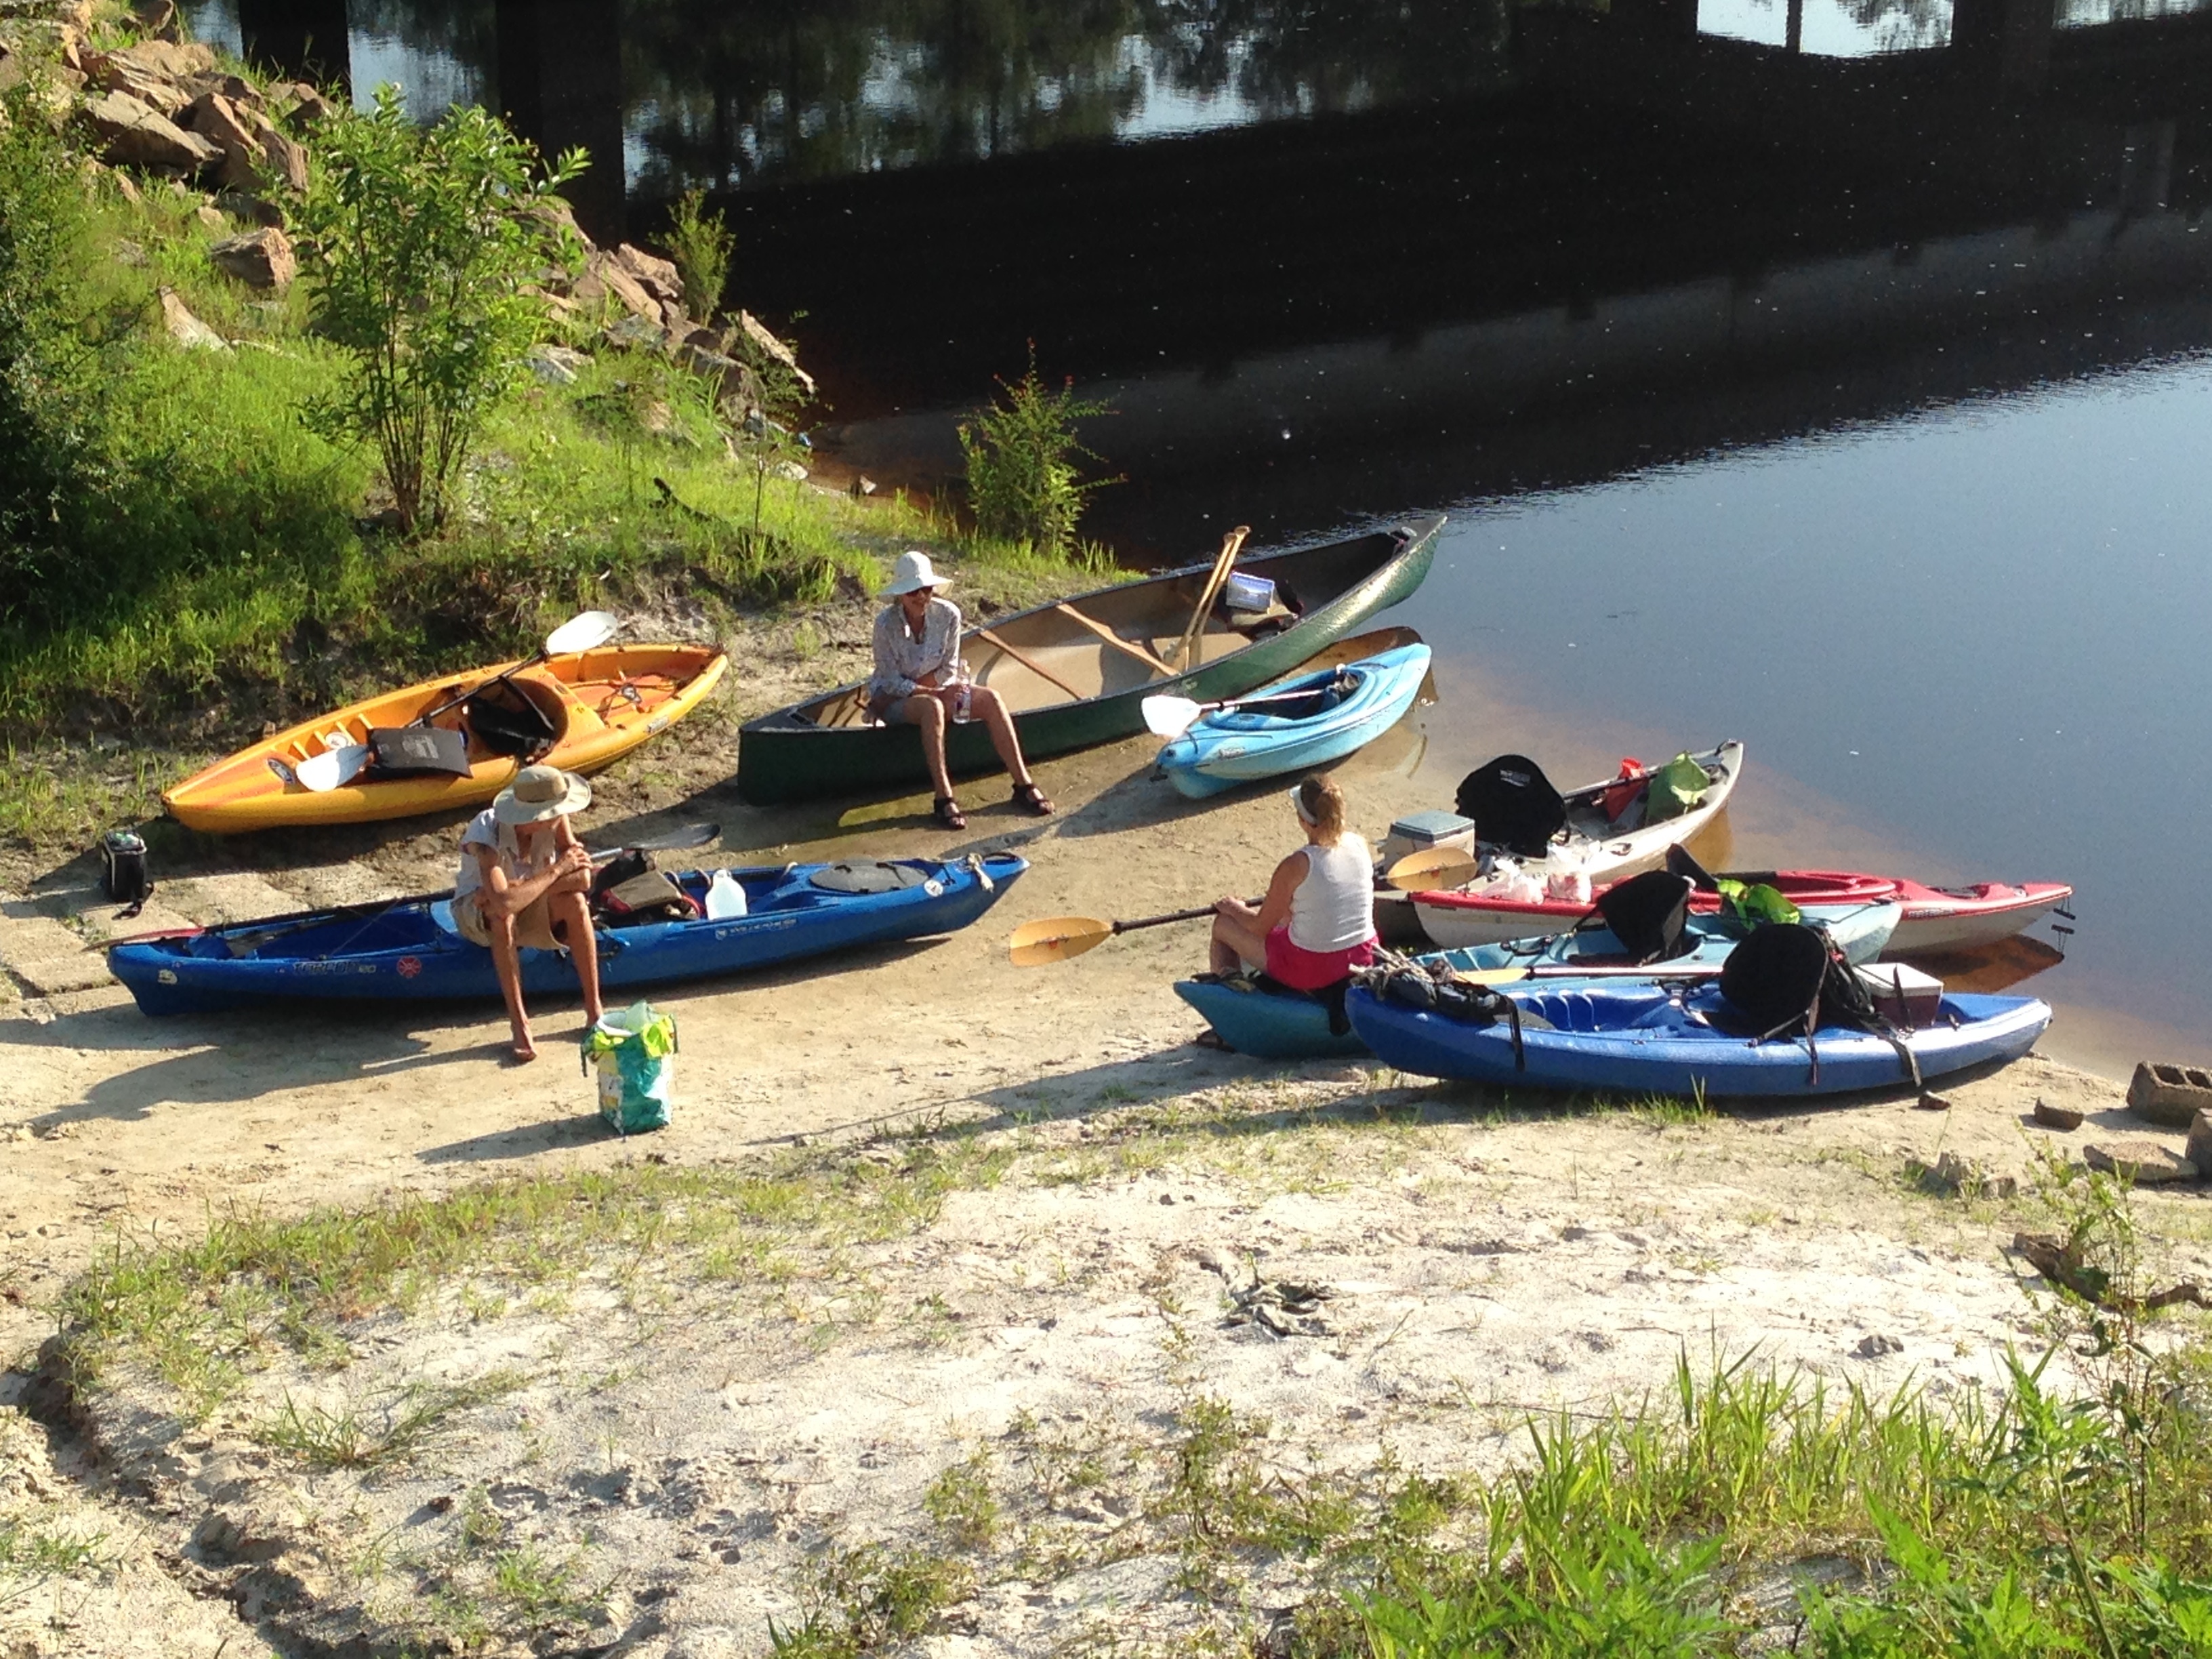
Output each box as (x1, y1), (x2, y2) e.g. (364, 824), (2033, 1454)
(547, 888), (603, 1024)
(1210, 901), (1269, 977)
(970, 687), (1033, 787)
(486, 911), (535, 1061)
(895, 693), (955, 800)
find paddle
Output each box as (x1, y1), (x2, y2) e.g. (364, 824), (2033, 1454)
(295, 611), (621, 794)
(1170, 525), (1249, 670)
(102, 821), (724, 949)
(1141, 679), (1345, 740)
(1383, 846), (1486, 893)
(1009, 899), (1260, 968)
(1452, 961), (1724, 986)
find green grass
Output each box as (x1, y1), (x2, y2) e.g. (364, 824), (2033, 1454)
(0, 1517), (112, 1611)
(254, 1370), (527, 1471)
(60, 1134), (1014, 1417)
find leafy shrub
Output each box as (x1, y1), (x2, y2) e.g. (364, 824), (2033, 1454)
(956, 349), (1111, 558)
(662, 186), (733, 321)
(295, 85), (584, 534)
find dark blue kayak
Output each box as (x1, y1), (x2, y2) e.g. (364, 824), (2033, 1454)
(110, 853), (1027, 1017)
(1343, 978), (2049, 1097)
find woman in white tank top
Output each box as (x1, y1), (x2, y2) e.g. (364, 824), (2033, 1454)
(1209, 773), (1378, 991)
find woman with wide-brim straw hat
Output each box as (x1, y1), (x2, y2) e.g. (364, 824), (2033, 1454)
(866, 550), (1054, 829)
(453, 764), (603, 1062)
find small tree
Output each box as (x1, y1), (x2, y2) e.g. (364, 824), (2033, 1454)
(662, 186), (733, 322)
(957, 349), (1111, 558)
(295, 86), (584, 535)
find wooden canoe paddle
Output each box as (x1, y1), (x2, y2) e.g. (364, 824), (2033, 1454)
(1170, 525), (1250, 670)
(1009, 899), (1260, 967)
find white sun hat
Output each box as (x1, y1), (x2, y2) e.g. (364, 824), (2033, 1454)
(492, 764), (592, 825)
(882, 550), (947, 596)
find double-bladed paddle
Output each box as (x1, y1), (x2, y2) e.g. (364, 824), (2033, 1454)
(1382, 846), (1487, 893)
(292, 610), (621, 793)
(1140, 678), (1345, 740)
(100, 821), (724, 950)
(1009, 899), (1260, 967)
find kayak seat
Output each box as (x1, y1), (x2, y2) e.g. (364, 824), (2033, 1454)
(1591, 870), (1693, 962)
(1456, 754), (1568, 859)
(430, 899), (462, 936)
(465, 684), (560, 759)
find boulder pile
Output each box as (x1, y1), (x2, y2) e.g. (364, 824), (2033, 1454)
(3, 0), (810, 428)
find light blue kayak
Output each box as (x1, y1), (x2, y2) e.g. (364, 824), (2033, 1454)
(1172, 903), (1902, 1060)
(1155, 642), (1430, 799)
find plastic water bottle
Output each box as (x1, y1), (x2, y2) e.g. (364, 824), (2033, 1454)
(951, 680), (974, 724)
(703, 869), (747, 920)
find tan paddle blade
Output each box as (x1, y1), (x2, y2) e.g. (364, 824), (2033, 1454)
(1008, 916), (1115, 967)
(1384, 846), (1482, 892)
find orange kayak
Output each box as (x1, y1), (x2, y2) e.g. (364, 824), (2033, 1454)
(163, 643), (729, 832)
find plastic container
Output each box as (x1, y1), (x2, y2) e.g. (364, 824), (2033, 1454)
(583, 1000), (678, 1134)
(1222, 572), (1277, 613)
(703, 869), (747, 920)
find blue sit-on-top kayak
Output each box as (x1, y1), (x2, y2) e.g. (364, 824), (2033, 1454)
(1155, 642), (1430, 798)
(108, 853), (1027, 1017)
(1173, 901), (1902, 1060)
(1343, 977), (2050, 1097)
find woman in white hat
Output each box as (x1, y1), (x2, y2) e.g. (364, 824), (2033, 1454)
(454, 764), (604, 1062)
(868, 550), (1054, 830)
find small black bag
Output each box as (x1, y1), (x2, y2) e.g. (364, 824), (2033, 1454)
(99, 829), (152, 914)
(369, 724), (472, 777)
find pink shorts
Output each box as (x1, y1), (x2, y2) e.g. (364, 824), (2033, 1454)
(1264, 926), (1377, 991)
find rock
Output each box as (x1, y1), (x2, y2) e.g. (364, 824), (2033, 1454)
(158, 286), (228, 350)
(114, 237), (147, 266)
(602, 312), (668, 352)
(130, 0), (181, 41)
(2182, 1109), (2212, 1179)
(2084, 1139), (2198, 1185)
(577, 248), (661, 323)
(241, 105), (308, 192)
(106, 166), (143, 205)
(87, 53), (192, 117)
(2033, 1098), (2083, 1130)
(193, 201), (226, 230)
(1917, 1151), (2015, 1200)
(209, 226), (294, 290)
(2126, 1061), (2212, 1128)
(1853, 1333), (1904, 1359)
(851, 474), (878, 496)
(182, 70), (262, 108)
(526, 344), (588, 385)
(213, 188), (285, 228)
(270, 81), (336, 129)
(736, 308), (816, 394)
(0, 45), (22, 95)
(612, 241), (682, 303)
(106, 38), (217, 80)
(182, 89), (260, 183)
(774, 458), (809, 482)
(84, 89), (222, 172)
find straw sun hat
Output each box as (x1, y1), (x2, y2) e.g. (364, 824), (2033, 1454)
(882, 550), (948, 597)
(492, 764), (591, 826)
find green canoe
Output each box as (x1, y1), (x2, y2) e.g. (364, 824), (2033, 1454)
(736, 514), (1444, 804)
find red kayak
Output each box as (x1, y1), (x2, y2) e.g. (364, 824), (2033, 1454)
(1413, 869), (2072, 954)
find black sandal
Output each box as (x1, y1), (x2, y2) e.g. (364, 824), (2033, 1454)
(1012, 780), (1055, 816)
(933, 794), (967, 830)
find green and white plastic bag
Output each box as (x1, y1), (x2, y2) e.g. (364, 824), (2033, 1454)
(583, 1000), (677, 1134)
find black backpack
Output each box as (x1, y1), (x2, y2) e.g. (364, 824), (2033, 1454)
(1454, 754), (1567, 859)
(1590, 869), (1693, 962)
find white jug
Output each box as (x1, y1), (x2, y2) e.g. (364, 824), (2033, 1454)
(703, 869), (747, 920)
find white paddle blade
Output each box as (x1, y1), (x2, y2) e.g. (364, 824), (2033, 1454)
(1142, 695), (1204, 738)
(546, 609), (620, 655)
(295, 741), (371, 793)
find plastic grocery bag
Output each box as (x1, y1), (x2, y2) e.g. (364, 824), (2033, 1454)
(582, 1000), (677, 1134)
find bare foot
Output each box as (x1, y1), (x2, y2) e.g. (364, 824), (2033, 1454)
(510, 1026), (537, 1063)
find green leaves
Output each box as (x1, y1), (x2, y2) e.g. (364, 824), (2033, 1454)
(957, 347), (1112, 558)
(294, 84), (585, 534)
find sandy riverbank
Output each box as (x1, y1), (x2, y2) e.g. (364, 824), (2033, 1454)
(3, 667), (2208, 1656)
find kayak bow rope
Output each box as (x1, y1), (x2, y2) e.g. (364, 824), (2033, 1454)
(1008, 899), (1259, 967)
(293, 609), (621, 793)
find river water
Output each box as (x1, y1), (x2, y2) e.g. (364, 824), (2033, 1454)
(186, 0), (2212, 1075)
